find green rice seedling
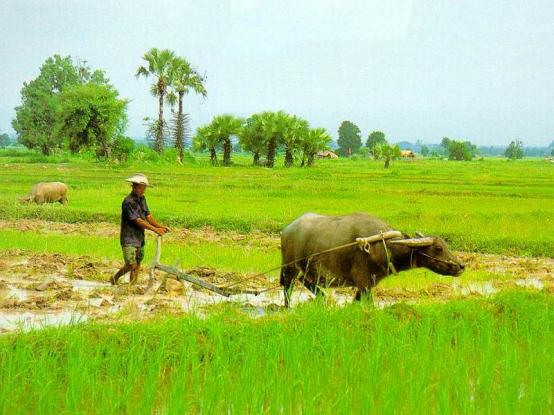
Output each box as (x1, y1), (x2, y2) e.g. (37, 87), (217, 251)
(0, 291), (551, 414)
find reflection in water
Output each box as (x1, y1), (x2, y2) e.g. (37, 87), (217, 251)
(0, 310), (88, 332)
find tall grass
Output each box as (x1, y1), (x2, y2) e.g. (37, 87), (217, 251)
(0, 291), (551, 414)
(1, 154), (553, 256)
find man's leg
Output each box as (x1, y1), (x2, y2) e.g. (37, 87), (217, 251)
(111, 264), (132, 285)
(129, 246), (144, 285)
(128, 264), (140, 284)
(111, 246), (137, 285)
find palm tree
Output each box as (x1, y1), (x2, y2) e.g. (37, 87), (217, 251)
(194, 115), (243, 166)
(136, 48), (176, 153)
(259, 111), (290, 168)
(301, 128), (332, 167)
(209, 115), (244, 166)
(282, 115), (309, 167)
(376, 142), (401, 168)
(239, 113), (267, 165)
(168, 57), (207, 163)
(193, 125), (219, 165)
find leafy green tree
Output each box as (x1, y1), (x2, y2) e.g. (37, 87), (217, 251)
(504, 140), (524, 160)
(376, 142), (401, 168)
(57, 83), (128, 159)
(366, 130), (386, 159)
(239, 113), (268, 165)
(168, 57), (207, 163)
(193, 125), (219, 165)
(301, 128), (332, 167)
(337, 121), (361, 156)
(445, 139), (476, 161)
(12, 55), (99, 155)
(111, 136), (135, 162)
(420, 144), (429, 157)
(0, 133), (11, 148)
(136, 48), (176, 153)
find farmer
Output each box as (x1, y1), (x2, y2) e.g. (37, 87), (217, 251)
(110, 173), (170, 285)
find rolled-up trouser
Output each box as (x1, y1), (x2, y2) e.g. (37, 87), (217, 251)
(122, 245), (144, 266)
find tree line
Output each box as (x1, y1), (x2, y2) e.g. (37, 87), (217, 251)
(8, 51), (552, 162)
(11, 55), (130, 159)
(333, 119), (549, 161)
(136, 48), (206, 163)
(193, 111), (331, 168)
(9, 50), (333, 166)
(136, 49), (332, 167)
(335, 122), (401, 167)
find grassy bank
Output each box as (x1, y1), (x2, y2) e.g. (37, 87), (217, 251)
(0, 291), (551, 414)
(0, 154), (553, 256)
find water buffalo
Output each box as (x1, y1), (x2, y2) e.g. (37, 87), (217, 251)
(20, 182), (68, 205)
(280, 213), (464, 306)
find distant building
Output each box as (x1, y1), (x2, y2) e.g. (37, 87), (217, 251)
(317, 150), (339, 159)
(400, 150), (416, 158)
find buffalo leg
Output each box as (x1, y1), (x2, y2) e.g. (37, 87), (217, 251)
(280, 265), (299, 308)
(354, 287), (373, 303)
(302, 280), (325, 298)
(301, 265), (325, 299)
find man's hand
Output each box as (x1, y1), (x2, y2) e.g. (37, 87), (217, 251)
(155, 227), (169, 236)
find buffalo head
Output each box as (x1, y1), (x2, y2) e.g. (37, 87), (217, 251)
(389, 235), (464, 276)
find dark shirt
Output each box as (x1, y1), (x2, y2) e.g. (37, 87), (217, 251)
(120, 192), (151, 247)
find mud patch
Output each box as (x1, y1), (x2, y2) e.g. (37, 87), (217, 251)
(0, 241), (552, 332)
(458, 252), (553, 280)
(0, 310), (88, 332)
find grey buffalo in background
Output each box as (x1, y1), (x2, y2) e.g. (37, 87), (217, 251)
(20, 182), (68, 205)
(280, 213), (464, 306)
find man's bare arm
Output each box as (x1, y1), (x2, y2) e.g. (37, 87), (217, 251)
(134, 218), (167, 236)
(146, 214), (170, 231)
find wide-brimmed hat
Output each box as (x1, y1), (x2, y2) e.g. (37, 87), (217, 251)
(125, 173), (150, 186)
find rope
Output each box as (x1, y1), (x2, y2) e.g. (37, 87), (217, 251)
(417, 251), (458, 265)
(223, 231), (406, 290)
(222, 240), (361, 289)
(381, 233), (398, 275)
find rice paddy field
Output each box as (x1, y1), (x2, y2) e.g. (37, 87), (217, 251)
(0, 150), (553, 414)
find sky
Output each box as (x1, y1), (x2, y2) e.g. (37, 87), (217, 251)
(1, 0), (553, 146)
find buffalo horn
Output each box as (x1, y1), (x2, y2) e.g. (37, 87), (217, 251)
(388, 237), (434, 247)
(415, 231), (425, 237)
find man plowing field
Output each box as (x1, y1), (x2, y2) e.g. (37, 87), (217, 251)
(110, 173), (171, 285)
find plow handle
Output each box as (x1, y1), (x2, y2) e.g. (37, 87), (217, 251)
(149, 235), (163, 282)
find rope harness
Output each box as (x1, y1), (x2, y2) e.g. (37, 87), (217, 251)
(223, 230), (404, 290)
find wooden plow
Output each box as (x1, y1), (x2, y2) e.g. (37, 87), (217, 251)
(148, 236), (262, 297)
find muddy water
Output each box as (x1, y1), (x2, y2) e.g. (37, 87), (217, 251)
(0, 220), (552, 332)
(0, 310), (88, 332)
(1, 262), (552, 333)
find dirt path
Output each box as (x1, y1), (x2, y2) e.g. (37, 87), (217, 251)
(0, 220), (552, 332)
